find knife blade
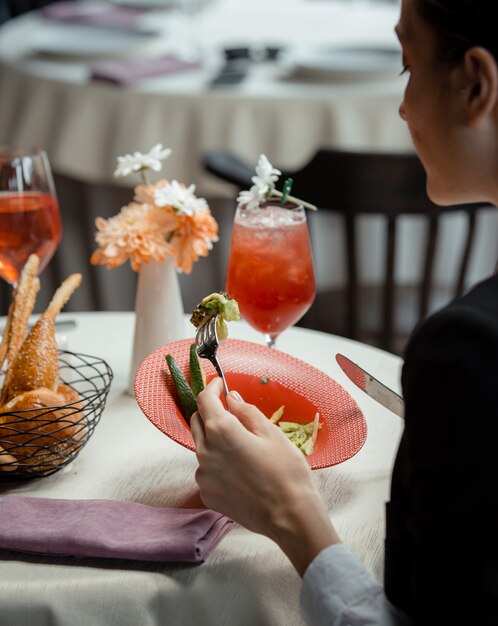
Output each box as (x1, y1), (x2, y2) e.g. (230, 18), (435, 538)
(335, 353), (404, 418)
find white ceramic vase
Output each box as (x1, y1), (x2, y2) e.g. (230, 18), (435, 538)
(127, 257), (186, 395)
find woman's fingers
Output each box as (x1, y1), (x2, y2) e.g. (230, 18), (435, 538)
(226, 390), (274, 435)
(196, 379), (234, 424)
(190, 411), (205, 450)
(196, 377), (224, 412)
(196, 379), (284, 452)
(196, 378), (252, 445)
(197, 379), (278, 438)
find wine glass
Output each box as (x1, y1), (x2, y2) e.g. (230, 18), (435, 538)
(0, 147), (62, 287)
(226, 202), (316, 348)
(173, 0), (203, 62)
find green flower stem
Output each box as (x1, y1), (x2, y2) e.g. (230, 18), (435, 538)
(272, 190), (317, 211)
(140, 168), (150, 185)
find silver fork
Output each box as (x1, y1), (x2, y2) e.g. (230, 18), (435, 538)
(195, 315), (229, 396)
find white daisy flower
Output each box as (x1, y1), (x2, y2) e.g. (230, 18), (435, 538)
(237, 154), (282, 209)
(237, 184), (266, 210)
(236, 155), (281, 210)
(154, 180), (208, 216)
(114, 143), (172, 178)
(253, 154), (281, 192)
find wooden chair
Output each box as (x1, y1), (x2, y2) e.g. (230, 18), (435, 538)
(203, 148), (489, 354)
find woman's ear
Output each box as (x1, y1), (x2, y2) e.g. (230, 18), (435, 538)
(461, 47), (498, 127)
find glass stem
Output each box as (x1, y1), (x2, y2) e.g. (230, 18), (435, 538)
(264, 333), (278, 348)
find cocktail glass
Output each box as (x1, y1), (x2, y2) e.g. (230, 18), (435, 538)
(0, 147), (62, 287)
(226, 203), (316, 347)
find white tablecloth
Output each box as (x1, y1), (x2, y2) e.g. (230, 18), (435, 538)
(0, 312), (404, 626)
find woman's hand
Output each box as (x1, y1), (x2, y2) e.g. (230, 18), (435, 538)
(190, 378), (341, 576)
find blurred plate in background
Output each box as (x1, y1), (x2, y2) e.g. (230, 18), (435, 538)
(27, 23), (159, 60)
(282, 44), (402, 82)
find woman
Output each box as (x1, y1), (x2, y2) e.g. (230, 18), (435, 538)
(190, 1), (498, 623)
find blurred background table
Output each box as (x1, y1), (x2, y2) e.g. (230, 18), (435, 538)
(0, 0), (496, 349)
(0, 0), (408, 304)
(0, 311), (404, 626)
(0, 0), (411, 191)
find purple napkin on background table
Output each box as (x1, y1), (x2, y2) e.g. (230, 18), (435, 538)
(91, 55), (202, 85)
(0, 495), (232, 563)
(41, 2), (144, 30)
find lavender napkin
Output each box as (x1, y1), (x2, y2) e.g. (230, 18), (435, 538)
(91, 55), (202, 85)
(41, 2), (144, 30)
(0, 495), (232, 563)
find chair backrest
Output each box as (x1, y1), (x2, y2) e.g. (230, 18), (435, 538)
(203, 148), (490, 353)
(287, 149), (489, 352)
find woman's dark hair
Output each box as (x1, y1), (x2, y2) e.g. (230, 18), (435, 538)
(413, 0), (497, 65)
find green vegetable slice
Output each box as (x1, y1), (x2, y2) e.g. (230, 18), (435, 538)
(165, 354), (198, 423)
(189, 343), (206, 397)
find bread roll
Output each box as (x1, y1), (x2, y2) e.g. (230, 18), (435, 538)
(0, 443), (18, 470)
(0, 387), (84, 471)
(3, 317), (59, 403)
(56, 383), (85, 442)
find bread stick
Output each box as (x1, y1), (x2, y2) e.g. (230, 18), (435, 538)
(44, 273), (82, 321)
(0, 300), (14, 372)
(4, 254), (40, 368)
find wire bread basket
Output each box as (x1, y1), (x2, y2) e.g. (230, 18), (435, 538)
(0, 350), (113, 479)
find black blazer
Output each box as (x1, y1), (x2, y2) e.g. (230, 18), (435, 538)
(384, 273), (498, 624)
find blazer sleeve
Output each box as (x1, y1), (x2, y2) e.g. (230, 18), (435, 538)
(399, 295), (498, 624)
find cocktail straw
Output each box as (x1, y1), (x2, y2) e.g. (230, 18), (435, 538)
(272, 190), (317, 211)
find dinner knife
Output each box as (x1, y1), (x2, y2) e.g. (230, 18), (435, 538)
(335, 353), (404, 418)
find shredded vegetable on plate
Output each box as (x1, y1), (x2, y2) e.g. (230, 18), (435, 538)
(270, 406), (322, 456)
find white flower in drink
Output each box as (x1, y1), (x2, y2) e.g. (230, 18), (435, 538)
(236, 153), (317, 212)
(237, 185), (265, 211)
(114, 143), (172, 178)
(154, 180), (208, 216)
(251, 154), (281, 195)
(237, 154), (282, 209)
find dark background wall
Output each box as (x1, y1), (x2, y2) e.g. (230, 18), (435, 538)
(0, 0), (67, 25)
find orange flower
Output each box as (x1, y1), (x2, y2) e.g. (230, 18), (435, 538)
(170, 209), (219, 274)
(92, 153), (218, 272)
(90, 202), (177, 272)
(133, 180), (168, 205)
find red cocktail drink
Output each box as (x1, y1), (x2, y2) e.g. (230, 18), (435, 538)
(226, 204), (315, 345)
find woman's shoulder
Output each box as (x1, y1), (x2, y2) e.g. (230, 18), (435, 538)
(401, 273), (498, 427)
(406, 273), (498, 355)
(453, 272), (498, 314)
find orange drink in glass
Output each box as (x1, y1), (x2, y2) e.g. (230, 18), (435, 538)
(0, 147), (62, 287)
(226, 203), (316, 347)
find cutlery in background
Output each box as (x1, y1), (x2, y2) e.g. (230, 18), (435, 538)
(209, 59), (249, 88)
(335, 353), (404, 418)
